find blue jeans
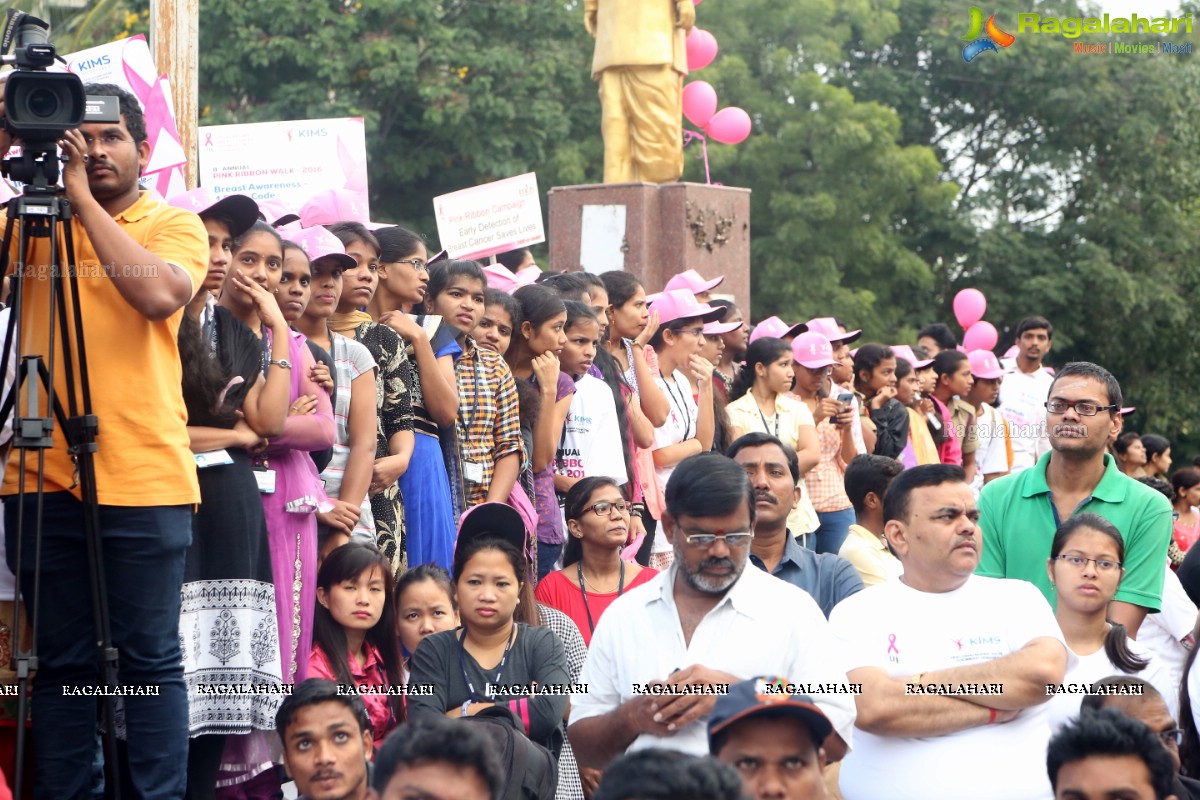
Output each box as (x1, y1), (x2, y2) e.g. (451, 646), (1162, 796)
(537, 540), (563, 582)
(812, 507), (855, 554)
(5, 493), (191, 800)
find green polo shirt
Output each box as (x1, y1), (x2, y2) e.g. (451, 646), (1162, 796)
(977, 451), (1171, 611)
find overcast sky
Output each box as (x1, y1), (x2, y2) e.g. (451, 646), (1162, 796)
(1097, 0), (1187, 18)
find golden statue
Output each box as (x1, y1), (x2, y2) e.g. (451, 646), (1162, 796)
(584, 0), (695, 184)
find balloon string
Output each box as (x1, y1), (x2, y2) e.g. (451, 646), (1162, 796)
(682, 129), (714, 185)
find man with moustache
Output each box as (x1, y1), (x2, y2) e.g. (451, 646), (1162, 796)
(978, 362), (1172, 637)
(999, 316), (1056, 472)
(727, 433), (863, 618)
(278, 680), (373, 800)
(830, 464), (1068, 800)
(568, 453), (856, 769)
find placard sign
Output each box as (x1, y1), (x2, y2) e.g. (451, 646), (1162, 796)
(434, 172), (545, 260)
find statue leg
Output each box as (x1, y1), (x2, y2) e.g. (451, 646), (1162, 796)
(625, 65), (684, 184)
(599, 70), (636, 183)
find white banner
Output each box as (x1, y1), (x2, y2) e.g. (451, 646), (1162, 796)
(434, 172), (545, 260)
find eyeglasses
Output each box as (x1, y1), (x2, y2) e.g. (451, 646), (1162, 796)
(584, 500), (629, 517)
(1044, 400), (1119, 416)
(684, 532), (754, 548)
(1054, 554), (1122, 572)
(677, 327), (705, 338)
(392, 258), (427, 272)
(1158, 728), (1184, 747)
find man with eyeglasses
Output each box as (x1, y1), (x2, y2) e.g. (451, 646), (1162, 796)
(977, 362), (1172, 637)
(830, 464), (1068, 799)
(568, 452), (855, 769)
(1080, 676), (1200, 800)
(727, 433), (863, 618)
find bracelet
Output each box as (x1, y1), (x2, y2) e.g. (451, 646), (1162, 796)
(987, 707), (997, 725)
(461, 700), (470, 718)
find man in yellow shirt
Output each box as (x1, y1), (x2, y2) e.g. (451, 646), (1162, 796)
(839, 454), (904, 586)
(0, 82), (207, 798)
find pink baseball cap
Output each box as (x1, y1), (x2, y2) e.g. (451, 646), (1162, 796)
(664, 269), (724, 296)
(1003, 345), (1019, 359)
(289, 226), (356, 271)
(891, 344), (933, 369)
(806, 316), (861, 344)
(749, 316), (808, 344)
(703, 319), (744, 336)
(169, 187), (260, 239)
(967, 350), (1004, 380)
(298, 188), (370, 227)
(649, 289), (725, 326)
(256, 198), (300, 228)
(482, 264), (539, 294)
(1120, 406), (1136, 416)
(791, 332), (839, 369)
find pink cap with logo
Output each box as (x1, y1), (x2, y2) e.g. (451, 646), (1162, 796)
(289, 226), (357, 271)
(649, 289), (725, 326)
(168, 187), (260, 238)
(703, 318), (744, 335)
(967, 349), (1004, 380)
(255, 198), (300, 228)
(806, 316), (861, 344)
(664, 269), (724, 295)
(749, 316), (808, 344)
(791, 332), (839, 369)
(298, 188), (370, 227)
(891, 345), (933, 369)
(482, 264), (539, 294)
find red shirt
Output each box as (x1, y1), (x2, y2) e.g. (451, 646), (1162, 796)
(534, 567), (658, 646)
(309, 641), (396, 747)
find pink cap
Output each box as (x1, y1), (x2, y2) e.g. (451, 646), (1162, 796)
(482, 264), (539, 294)
(298, 188), (370, 227)
(806, 316), (861, 344)
(649, 289), (724, 326)
(703, 319), (744, 336)
(749, 316), (808, 344)
(1120, 406), (1136, 416)
(791, 332), (838, 369)
(168, 187), (259, 238)
(967, 349), (1004, 380)
(289, 227), (356, 271)
(664, 269), (724, 295)
(256, 198), (300, 228)
(891, 345), (933, 369)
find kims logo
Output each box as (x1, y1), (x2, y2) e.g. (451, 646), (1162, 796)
(962, 7), (1016, 63)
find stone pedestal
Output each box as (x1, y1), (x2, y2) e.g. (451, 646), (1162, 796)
(547, 182), (752, 313)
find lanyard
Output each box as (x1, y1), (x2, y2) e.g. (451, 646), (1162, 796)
(260, 329), (272, 377)
(578, 560), (625, 635)
(456, 348), (486, 441)
(757, 403), (780, 437)
(662, 372), (694, 441)
(458, 624), (516, 702)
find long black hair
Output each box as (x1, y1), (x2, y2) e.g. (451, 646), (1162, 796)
(312, 542), (405, 722)
(178, 314), (240, 427)
(591, 347), (637, 502)
(561, 476), (624, 567)
(1049, 513), (1147, 674)
(729, 337), (791, 402)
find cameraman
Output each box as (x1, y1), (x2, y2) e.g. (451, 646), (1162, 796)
(0, 81), (207, 799)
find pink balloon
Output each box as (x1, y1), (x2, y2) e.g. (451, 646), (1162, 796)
(686, 27), (719, 71)
(682, 81), (718, 128)
(962, 321), (998, 353)
(952, 288), (987, 329)
(706, 107), (752, 145)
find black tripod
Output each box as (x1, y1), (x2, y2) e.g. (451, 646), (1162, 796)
(0, 145), (121, 800)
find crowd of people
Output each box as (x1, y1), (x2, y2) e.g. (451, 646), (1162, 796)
(1, 83), (1199, 800)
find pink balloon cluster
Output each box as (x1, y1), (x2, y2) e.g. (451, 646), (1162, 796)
(953, 288), (998, 351)
(680, 6), (752, 146)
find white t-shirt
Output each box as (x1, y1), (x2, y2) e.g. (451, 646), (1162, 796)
(318, 333), (377, 538)
(831, 575), (1065, 800)
(651, 369), (699, 553)
(1131, 564), (1194, 712)
(1047, 636), (1177, 732)
(556, 373), (628, 486)
(970, 403), (1011, 496)
(998, 366), (1054, 473)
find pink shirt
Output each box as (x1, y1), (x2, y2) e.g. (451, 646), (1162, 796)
(309, 641), (396, 747)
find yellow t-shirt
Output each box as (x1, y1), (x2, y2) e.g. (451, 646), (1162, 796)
(2, 192), (207, 506)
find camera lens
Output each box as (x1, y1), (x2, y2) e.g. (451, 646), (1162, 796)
(26, 88), (59, 119)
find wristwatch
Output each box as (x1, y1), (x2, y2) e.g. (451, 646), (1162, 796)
(268, 359), (292, 369)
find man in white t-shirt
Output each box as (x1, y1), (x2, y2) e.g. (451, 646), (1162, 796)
(829, 464), (1068, 800)
(998, 316), (1055, 473)
(966, 350), (1012, 496)
(569, 453), (855, 769)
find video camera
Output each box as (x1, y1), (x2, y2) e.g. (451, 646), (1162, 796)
(1, 9), (119, 187)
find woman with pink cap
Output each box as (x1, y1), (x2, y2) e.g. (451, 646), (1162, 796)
(645, 289), (725, 569)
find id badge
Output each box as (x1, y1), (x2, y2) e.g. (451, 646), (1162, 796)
(463, 461), (484, 484)
(194, 449), (234, 469)
(254, 469), (277, 494)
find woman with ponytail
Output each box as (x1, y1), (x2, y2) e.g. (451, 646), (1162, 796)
(1046, 513), (1175, 731)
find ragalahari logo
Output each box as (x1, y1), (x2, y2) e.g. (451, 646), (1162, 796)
(962, 7), (1016, 62)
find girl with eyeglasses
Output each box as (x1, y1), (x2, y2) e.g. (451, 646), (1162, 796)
(536, 477), (657, 646)
(368, 226), (460, 571)
(1046, 513), (1175, 732)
